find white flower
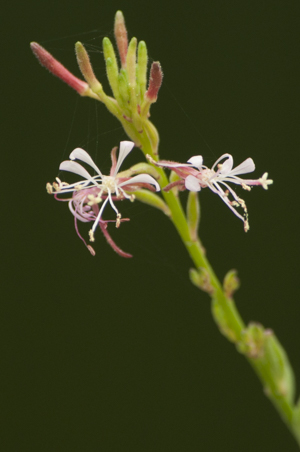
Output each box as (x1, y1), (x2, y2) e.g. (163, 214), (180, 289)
(148, 153), (273, 231)
(47, 141), (160, 250)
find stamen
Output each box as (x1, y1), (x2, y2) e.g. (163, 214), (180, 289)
(242, 183), (251, 191)
(116, 213), (122, 228)
(46, 183), (53, 194)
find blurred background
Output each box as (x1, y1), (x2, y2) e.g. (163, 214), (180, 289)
(2, 0), (300, 450)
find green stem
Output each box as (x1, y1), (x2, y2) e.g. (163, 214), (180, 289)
(139, 131), (300, 447)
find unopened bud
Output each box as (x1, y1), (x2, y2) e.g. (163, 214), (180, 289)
(145, 62), (163, 103)
(75, 42), (102, 92)
(114, 10), (128, 67)
(30, 42), (89, 95)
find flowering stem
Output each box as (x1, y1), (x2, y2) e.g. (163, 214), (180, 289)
(138, 132), (300, 447)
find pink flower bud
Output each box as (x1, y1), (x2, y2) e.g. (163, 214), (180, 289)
(30, 42), (89, 96)
(114, 11), (128, 67)
(145, 62), (163, 103)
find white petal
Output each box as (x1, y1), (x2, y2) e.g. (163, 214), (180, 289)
(59, 160), (93, 181)
(113, 141), (135, 176)
(211, 153), (233, 171)
(119, 174), (160, 191)
(69, 148), (103, 176)
(157, 161), (192, 168)
(229, 158), (255, 176)
(220, 156), (234, 174)
(185, 175), (201, 191)
(187, 155), (203, 169)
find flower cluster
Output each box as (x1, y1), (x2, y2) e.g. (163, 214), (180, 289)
(147, 153), (273, 231)
(35, 11), (273, 258)
(47, 141), (160, 256)
(31, 11), (163, 155)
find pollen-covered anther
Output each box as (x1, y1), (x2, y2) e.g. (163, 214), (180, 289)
(242, 183), (251, 191)
(232, 198), (249, 231)
(46, 183), (53, 194)
(116, 213), (122, 228)
(89, 230), (95, 242)
(87, 193), (102, 206)
(130, 194), (135, 202)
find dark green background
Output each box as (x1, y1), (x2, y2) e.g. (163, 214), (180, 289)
(2, 0), (300, 450)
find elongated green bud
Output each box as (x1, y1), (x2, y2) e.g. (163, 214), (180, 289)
(137, 41), (148, 100)
(126, 38), (137, 106)
(186, 191), (200, 241)
(75, 42), (102, 92)
(118, 69), (130, 106)
(103, 37), (121, 102)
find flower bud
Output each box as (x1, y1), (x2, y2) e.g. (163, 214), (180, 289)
(145, 62), (163, 103)
(75, 42), (102, 92)
(114, 10), (128, 67)
(30, 42), (89, 95)
(137, 41), (148, 100)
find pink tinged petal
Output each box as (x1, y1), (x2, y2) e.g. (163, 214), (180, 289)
(59, 160), (93, 180)
(113, 141), (135, 176)
(69, 148), (103, 176)
(68, 200), (91, 222)
(187, 155), (203, 170)
(229, 158), (255, 176)
(185, 175), (201, 192)
(119, 174), (160, 191)
(109, 147), (118, 176)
